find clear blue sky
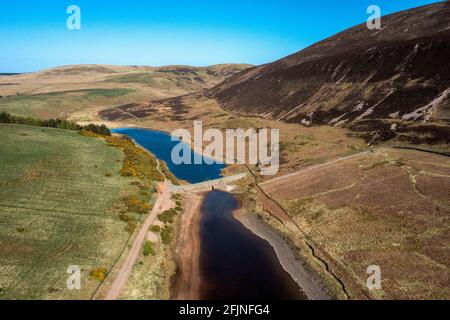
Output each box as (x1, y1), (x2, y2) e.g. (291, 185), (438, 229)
(0, 0), (440, 72)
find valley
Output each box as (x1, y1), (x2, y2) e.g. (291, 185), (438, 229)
(0, 1), (449, 301)
(0, 64), (251, 120)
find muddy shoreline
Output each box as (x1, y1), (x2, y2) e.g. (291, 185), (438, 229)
(170, 193), (202, 299)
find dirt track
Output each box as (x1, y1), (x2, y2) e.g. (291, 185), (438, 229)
(104, 182), (171, 300)
(260, 151), (370, 186)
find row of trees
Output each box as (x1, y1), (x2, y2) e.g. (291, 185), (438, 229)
(0, 112), (111, 135)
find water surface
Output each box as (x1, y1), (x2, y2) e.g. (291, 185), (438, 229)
(115, 127), (306, 299)
(112, 127), (225, 184)
(199, 190), (306, 300)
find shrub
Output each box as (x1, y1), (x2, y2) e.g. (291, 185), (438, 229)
(119, 213), (131, 222)
(126, 220), (137, 234)
(120, 160), (138, 177)
(123, 195), (150, 214)
(171, 194), (182, 201)
(149, 225), (161, 233)
(106, 136), (165, 183)
(161, 226), (173, 245)
(143, 241), (155, 256)
(82, 123), (111, 135)
(79, 130), (101, 138)
(89, 268), (107, 282)
(48, 287), (60, 294)
(160, 161), (179, 185)
(287, 198), (313, 216)
(158, 208), (177, 224)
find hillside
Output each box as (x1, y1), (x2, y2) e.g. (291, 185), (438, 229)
(208, 2), (450, 144)
(258, 148), (450, 299)
(0, 64), (251, 120)
(0, 124), (160, 299)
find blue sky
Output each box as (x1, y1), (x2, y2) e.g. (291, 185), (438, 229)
(0, 0), (440, 72)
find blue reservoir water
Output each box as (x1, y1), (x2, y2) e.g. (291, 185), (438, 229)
(111, 128), (225, 184)
(113, 127), (305, 300)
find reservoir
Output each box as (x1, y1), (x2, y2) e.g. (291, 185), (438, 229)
(199, 190), (306, 300)
(111, 127), (225, 184)
(114, 128), (305, 299)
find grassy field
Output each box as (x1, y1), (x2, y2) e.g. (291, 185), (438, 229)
(0, 124), (158, 299)
(0, 89), (136, 119)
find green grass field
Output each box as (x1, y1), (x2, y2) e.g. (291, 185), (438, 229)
(0, 124), (152, 299)
(0, 88), (135, 119)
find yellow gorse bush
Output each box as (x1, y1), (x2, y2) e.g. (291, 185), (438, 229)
(89, 268), (107, 282)
(105, 136), (165, 183)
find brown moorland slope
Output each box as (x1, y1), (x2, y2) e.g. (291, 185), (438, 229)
(208, 2), (450, 144)
(0, 64), (252, 120)
(257, 148), (450, 299)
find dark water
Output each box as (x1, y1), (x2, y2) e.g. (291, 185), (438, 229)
(111, 127), (225, 184)
(199, 191), (306, 300)
(115, 127), (305, 299)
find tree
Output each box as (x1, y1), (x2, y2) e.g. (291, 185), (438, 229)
(0, 111), (111, 135)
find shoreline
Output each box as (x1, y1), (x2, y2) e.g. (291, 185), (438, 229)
(110, 126), (232, 183)
(110, 131), (184, 185)
(170, 193), (202, 300)
(107, 123), (331, 300)
(172, 188), (331, 301)
(233, 209), (332, 300)
(110, 125), (230, 164)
